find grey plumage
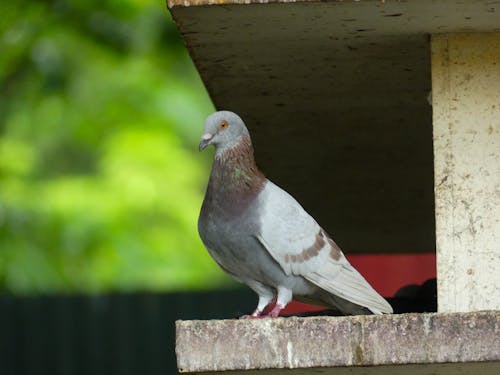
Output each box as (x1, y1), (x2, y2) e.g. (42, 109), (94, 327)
(198, 111), (393, 317)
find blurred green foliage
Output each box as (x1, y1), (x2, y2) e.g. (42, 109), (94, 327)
(0, 0), (234, 294)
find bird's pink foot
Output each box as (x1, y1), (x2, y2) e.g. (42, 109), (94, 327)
(240, 309), (263, 319)
(265, 304), (284, 318)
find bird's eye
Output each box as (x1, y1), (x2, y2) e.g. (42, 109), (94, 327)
(220, 120), (228, 129)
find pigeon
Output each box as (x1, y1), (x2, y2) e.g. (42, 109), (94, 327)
(198, 111), (393, 318)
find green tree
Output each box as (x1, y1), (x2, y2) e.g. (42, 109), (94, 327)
(0, 0), (233, 293)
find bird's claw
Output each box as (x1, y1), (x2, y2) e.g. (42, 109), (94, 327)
(241, 304), (284, 319)
(266, 304), (284, 318)
(240, 309), (263, 319)
(240, 314), (260, 319)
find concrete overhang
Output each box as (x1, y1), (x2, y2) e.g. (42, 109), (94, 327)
(166, 1), (500, 253)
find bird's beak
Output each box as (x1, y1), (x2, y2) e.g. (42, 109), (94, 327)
(199, 133), (213, 151)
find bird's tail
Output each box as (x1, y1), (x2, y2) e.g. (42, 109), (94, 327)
(306, 261), (393, 314)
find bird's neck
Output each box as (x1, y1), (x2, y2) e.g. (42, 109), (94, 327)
(203, 136), (266, 217)
(210, 136), (265, 192)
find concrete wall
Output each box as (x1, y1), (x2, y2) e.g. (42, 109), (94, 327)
(432, 32), (500, 312)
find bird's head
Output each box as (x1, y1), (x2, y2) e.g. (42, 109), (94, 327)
(199, 111), (250, 153)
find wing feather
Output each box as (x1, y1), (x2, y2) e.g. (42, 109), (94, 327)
(257, 181), (393, 314)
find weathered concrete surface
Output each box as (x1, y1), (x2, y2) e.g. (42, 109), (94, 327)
(431, 33), (500, 313)
(194, 362), (499, 375)
(176, 311), (499, 373)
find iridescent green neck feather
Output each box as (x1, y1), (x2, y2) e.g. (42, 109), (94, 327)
(201, 135), (266, 218)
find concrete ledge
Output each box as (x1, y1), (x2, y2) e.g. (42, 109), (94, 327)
(176, 311), (499, 373)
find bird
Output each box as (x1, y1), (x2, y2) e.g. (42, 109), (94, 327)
(197, 111), (393, 318)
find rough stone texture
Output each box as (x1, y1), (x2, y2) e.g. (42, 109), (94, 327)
(194, 362), (499, 375)
(176, 311), (499, 373)
(431, 33), (500, 313)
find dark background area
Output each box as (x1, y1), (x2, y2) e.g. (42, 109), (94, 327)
(0, 280), (436, 375)
(0, 290), (256, 375)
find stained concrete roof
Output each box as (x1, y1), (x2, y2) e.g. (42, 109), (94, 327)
(167, 1), (500, 253)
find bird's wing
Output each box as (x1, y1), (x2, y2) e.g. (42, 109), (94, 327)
(255, 181), (393, 314)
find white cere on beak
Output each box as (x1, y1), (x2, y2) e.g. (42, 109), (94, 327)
(201, 133), (213, 141)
